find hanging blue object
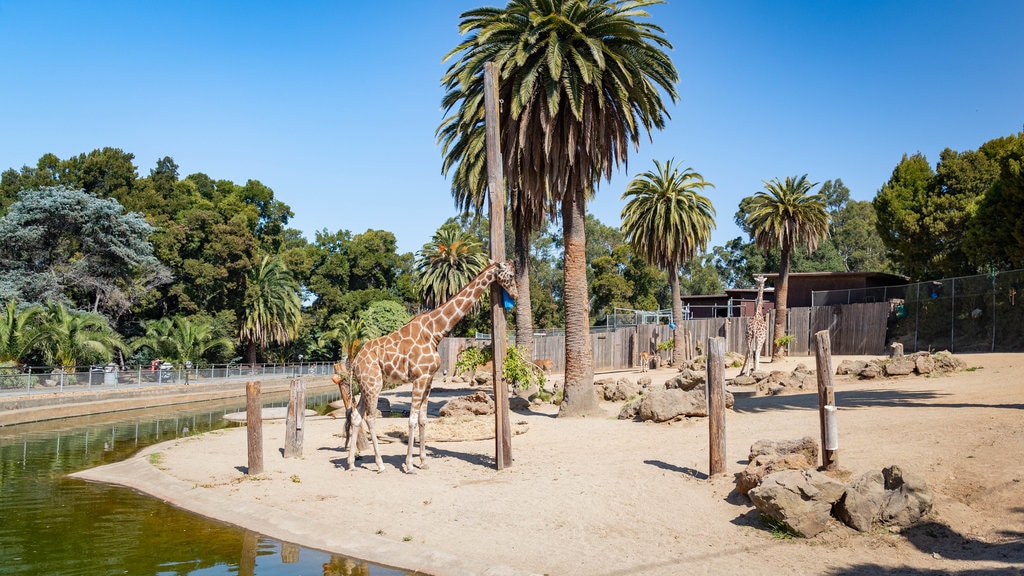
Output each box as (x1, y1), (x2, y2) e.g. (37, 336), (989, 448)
(669, 323), (676, 330)
(502, 288), (515, 310)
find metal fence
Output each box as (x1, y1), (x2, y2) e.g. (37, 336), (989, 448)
(888, 269), (1024, 354)
(0, 362), (337, 397)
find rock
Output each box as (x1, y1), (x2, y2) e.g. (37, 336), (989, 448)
(439, 391), (494, 417)
(860, 364), (881, 379)
(618, 395), (643, 420)
(880, 464), (933, 528)
(932, 350), (966, 373)
(508, 396), (531, 411)
(914, 354), (935, 375)
(748, 469), (846, 538)
(638, 388), (707, 422)
(666, 370), (705, 391)
(834, 470), (886, 531)
(883, 359), (915, 376)
(737, 437), (820, 495)
(834, 465), (933, 532)
(730, 374), (758, 386)
(599, 377), (640, 402)
(836, 359), (868, 375)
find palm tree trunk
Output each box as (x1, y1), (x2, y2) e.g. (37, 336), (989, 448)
(558, 190), (599, 417)
(513, 220), (534, 357)
(773, 246), (792, 360)
(669, 264), (684, 367)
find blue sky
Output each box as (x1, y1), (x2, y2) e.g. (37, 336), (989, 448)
(2, 1), (1022, 256)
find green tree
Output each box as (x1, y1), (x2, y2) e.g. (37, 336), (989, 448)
(621, 159), (715, 366)
(0, 300), (40, 365)
(132, 316), (235, 366)
(32, 301), (125, 369)
(441, 0), (678, 417)
(416, 223), (489, 309)
(239, 255), (302, 364)
(359, 301), (412, 339)
(962, 132), (1024, 269)
(744, 175), (829, 359)
(0, 186), (170, 321)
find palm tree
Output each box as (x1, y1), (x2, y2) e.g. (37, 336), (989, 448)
(0, 300), (40, 366)
(745, 174), (830, 359)
(239, 255), (302, 364)
(133, 316), (234, 366)
(440, 0), (678, 417)
(621, 159), (715, 366)
(415, 223), (489, 309)
(32, 301), (125, 369)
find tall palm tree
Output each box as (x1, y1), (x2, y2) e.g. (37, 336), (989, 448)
(440, 0), (678, 417)
(621, 159), (715, 366)
(133, 316), (234, 366)
(239, 255), (302, 364)
(0, 300), (40, 366)
(32, 301), (125, 369)
(745, 174), (830, 359)
(415, 223), (489, 309)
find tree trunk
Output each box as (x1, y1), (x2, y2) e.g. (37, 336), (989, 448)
(558, 190), (599, 417)
(669, 263), (683, 367)
(513, 220), (534, 357)
(773, 245), (792, 360)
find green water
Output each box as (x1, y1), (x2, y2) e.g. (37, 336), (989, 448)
(0, 399), (408, 575)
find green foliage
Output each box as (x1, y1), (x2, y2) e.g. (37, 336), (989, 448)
(359, 301), (411, 339)
(240, 255), (302, 363)
(31, 301), (126, 368)
(454, 345), (490, 377)
(773, 334), (796, 348)
(655, 340), (674, 352)
(416, 222), (488, 309)
(132, 315), (234, 365)
(502, 345), (545, 391)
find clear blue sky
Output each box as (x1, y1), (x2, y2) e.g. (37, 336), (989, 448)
(2, 1), (1021, 256)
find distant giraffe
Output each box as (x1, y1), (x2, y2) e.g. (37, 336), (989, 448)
(337, 261), (517, 473)
(740, 275), (769, 376)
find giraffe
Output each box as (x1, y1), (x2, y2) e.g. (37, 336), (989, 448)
(740, 275), (769, 376)
(339, 260), (517, 473)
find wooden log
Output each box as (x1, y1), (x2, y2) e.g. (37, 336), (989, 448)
(245, 380), (263, 475)
(484, 60), (512, 470)
(284, 379), (305, 458)
(706, 337), (727, 477)
(813, 331), (838, 470)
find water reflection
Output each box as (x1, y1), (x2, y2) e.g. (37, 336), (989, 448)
(0, 395), (407, 575)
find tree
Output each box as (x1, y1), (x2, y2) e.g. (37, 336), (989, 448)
(442, 0), (678, 417)
(32, 301), (125, 369)
(744, 175), (829, 359)
(132, 316), (234, 366)
(416, 223), (489, 309)
(0, 300), (40, 365)
(0, 186), (170, 321)
(239, 255), (302, 364)
(621, 159), (715, 366)
(359, 301), (411, 340)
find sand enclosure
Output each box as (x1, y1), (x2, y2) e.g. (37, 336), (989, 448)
(74, 353), (1024, 575)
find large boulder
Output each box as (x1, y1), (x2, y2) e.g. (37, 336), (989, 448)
(748, 469), (846, 538)
(736, 437), (820, 495)
(638, 388), (707, 422)
(598, 377), (641, 402)
(439, 391), (494, 417)
(834, 465), (933, 532)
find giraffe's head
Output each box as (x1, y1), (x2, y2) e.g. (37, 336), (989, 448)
(754, 275), (767, 287)
(494, 260), (518, 301)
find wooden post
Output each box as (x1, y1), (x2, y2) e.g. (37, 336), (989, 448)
(813, 330), (838, 470)
(706, 337), (726, 477)
(245, 380), (263, 475)
(284, 379), (306, 458)
(484, 60), (512, 469)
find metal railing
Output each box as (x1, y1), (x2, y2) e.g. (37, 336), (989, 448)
(0, 361), (337, 397)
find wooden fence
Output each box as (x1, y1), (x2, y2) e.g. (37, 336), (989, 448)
(438, 302), (891, 374)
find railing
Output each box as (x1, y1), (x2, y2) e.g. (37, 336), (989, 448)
(0, 361), (337, 397)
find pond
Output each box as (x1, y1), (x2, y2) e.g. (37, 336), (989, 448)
(0, 397), (409, 575)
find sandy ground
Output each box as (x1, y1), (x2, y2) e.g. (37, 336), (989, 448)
(74, 353), (1024, 575)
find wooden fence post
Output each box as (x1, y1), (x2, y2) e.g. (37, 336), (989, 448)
(706, 337), (726, 477)
(813, 330), (838, 470)
(284, 379), (306, 458)
(245, 380), (263, 475)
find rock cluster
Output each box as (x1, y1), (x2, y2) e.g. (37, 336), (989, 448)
(740, 437), (933, 537)
(610, 370), (734, 422)
(836, 350), (966, 379)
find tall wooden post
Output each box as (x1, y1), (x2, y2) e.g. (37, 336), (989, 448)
(245, 381), (263, 475)
(284, 379), (306, 458)
(484, 60), (512, 469)
(814, 330), (838, 470)
(706, 337), (726, 477)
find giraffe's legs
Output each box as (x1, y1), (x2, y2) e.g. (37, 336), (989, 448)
(403, 375), (433, 474)
(347, 392), (386, 473)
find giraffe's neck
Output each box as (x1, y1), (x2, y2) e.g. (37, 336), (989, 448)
(754, 281), (765, 317)
(423, 264), (497, 341)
